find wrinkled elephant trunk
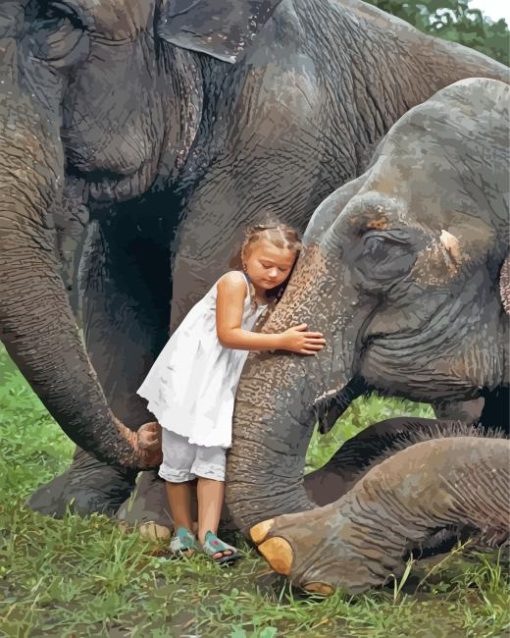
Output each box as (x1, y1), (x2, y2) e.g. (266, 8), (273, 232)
(226, 342), (355, 532)
(226, 247), (363, 532)
(0, 82), (140, 468)
(226, 353), (317, 531)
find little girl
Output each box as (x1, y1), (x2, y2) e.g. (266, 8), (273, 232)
(136, 222), (326, 563)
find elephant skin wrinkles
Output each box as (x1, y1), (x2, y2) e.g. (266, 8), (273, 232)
(0, 0), (508, 514)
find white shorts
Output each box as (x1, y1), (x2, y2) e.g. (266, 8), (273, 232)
(159, 429), (226, 483)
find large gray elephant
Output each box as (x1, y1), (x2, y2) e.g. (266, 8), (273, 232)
(0, 0), (508, 515)
(225, 77), (509, 591)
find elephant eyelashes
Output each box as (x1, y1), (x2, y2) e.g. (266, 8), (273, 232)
(28, 1), (85, 62)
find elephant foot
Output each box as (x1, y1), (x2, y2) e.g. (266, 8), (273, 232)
(250, 500), (411, 595)
(27, 448), (137, 517)
(249, 500), (376, 595)
(116, 470), (175, 541)
(249, 514), (469, 596)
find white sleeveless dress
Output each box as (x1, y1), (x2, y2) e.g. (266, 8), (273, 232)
(136, 272), (268, 448)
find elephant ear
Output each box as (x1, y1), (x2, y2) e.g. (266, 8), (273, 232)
(500, 255), (510, 315)
(158, 0), (284, 63)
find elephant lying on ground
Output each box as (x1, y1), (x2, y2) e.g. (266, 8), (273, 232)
(224, 77), (510, 591)
(0, 0), (508, 516)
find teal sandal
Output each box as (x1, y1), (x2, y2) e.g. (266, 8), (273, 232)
(168, 526), (199, 558)
(201, 530), (242, 565)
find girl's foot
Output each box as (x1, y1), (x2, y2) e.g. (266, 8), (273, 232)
(168, 526), (199, 558)
(201, 530), (242, 565)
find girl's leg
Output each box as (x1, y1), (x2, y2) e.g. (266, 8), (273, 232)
(159, 430), (197, 542)
(196, 478), (224, 544)
(197, 478), (241, 562)
(194, 446), (241, 563)
(165, 480), (194, 531)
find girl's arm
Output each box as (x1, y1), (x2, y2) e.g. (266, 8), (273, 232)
(216, 272), (325, 354)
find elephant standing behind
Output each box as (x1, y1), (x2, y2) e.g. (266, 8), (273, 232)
(0, 0), (508, 515)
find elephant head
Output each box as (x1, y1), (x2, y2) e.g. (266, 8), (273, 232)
(0, 0), (282, 466)
(226, 77), (509, 589)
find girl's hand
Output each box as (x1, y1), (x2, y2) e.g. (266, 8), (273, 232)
(280, 323), (326, 355)
(136, 421), (163, 466)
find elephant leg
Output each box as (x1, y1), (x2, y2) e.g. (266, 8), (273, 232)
(433, 397), (485, 424)
(250, 436), (509, 594)
(304, 417), (475, 506)
(28, 206), (174, 517)
(27, 447), (140, 517)
(116, 471), (175, 539)
(479, 386), (509, 435)
(303, 418), (489, 562)
(434, 391), (509, 435)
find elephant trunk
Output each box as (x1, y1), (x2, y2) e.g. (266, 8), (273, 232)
(227, 247), (364, 532)
(0, 85), (142, 468)
(226, 351), (318, 532)
(227, 342), (359, 531)
(251, 435), (510, 593)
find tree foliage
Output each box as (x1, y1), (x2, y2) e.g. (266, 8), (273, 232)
(366, 0), (509, 64)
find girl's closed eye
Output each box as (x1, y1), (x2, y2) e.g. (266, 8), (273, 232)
(234, 221), (302, 304)
(260, 261), (290, 272)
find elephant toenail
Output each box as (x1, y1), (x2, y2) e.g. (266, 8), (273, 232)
(258, 537), (293, 575)
(303, 582), (335, 596)
(250, 518), (275, 544)
(138, 521), (171, 541)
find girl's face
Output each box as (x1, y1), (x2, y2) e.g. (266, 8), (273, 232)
(243, 238), (298, 291)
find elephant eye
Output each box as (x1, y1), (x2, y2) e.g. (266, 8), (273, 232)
(354, 230), (417, 286)
(28, 1), (85, 62)
(363, 234), (388, 260)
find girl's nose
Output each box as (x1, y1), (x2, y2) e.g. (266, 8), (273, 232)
(268, 268), (279, 279)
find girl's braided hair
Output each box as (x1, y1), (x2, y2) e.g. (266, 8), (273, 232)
(230, 219), (302, 312)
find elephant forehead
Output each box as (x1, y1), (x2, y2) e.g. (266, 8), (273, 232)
(79, 0), (154, 40)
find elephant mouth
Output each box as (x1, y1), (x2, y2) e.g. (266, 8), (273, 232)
(313, 376), (367, 432)
(67, 161), (155, 203)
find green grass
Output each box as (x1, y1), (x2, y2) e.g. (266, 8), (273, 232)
(1, 345), (509, 637)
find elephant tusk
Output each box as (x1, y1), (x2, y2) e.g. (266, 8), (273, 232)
(257, 537), (294, 575)
(250, 518), (275, 544)
(440, 229), (461, 267)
